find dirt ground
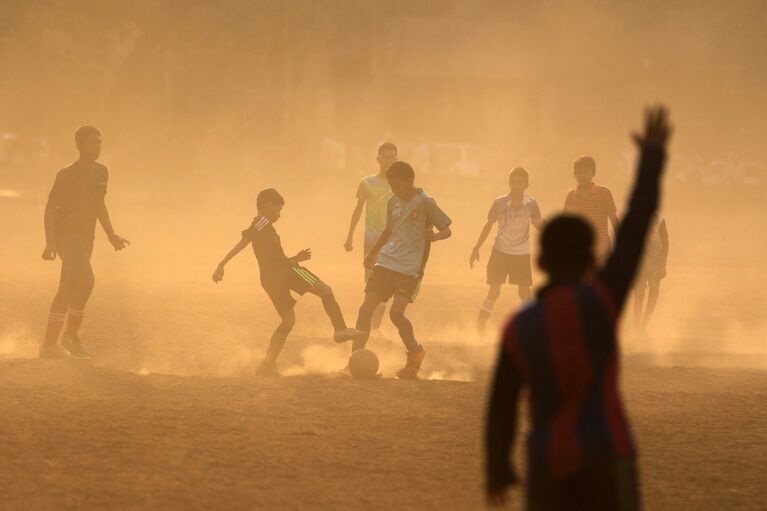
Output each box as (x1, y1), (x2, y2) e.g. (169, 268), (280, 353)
(1, 276), (766, 511)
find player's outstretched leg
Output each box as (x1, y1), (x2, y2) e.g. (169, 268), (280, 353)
(257, 309), (295, 377)
(477, 283), (501, 334)
(389, 296), (424, 379)
(306, 280), (364, 342)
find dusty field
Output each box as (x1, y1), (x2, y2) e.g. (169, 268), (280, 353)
(1, 275), (766, 511)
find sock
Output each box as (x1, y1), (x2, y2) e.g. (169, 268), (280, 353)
(64, 308), (84, 338)
(389, 311), (419, 353)
(43, 312), (67, 346)
(321, 293), (347, 332)
(477, 299), (495, 331)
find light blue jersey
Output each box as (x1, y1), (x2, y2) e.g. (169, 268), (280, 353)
(376, 189), (452, 278)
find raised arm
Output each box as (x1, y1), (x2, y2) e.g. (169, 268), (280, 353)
(344, 197), (366, 252)
(599, 106), (672, 310)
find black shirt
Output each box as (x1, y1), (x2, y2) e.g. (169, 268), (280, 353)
(49, 161), (108, 241)
(241, 216), (292, 283)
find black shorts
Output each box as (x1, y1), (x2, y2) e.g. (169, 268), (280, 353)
(487, 250), (532, 286)
(365, 266), (421, 303)
(262, 265), (319, 316)
(527, 458), (640, 511)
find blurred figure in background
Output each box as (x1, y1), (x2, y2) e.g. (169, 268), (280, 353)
(633, 214), (669, 327)
(486, 106), (672, 510)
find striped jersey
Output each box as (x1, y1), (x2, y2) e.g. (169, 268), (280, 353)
(563, 184), (616, 258)
(486, 147), (666, 492)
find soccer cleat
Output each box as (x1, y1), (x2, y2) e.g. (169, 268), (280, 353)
(255, 359), (281, 377)
(60, 336), (91, 359)
(38, 343), (72, 359)
(396, 347), (426, 380)
(333, 328), (367, 343)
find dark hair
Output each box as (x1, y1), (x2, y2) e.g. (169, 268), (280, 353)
(540, 215), (594, 275)
(257, 188), (285, 209)
(509, 166), (529, 184)
(573, 156), (596, 174)
(386, 161), (415, 182)
(378, 142), (397, 155)
(75, 126), (100, 146)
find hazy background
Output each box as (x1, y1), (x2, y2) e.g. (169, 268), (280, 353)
(2, 0), (766, 372)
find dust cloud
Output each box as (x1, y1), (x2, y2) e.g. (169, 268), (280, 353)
(2, 0), (766, 374)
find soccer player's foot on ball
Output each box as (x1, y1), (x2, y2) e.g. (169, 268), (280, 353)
(60, 335), (91, 359)
(255, 359), (281, 377)
(38, 343), (72, 359)
(333, 328), (366, 343)
(396, 347), (426, 380)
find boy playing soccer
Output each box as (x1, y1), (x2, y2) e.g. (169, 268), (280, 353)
(340, 161), (452, 379)
(212, 188), (362, 376)
(486, 106), (672, 509)
(40, 126), (129, 359)
(470, 167), (544, 333)
(563, 156), (620, 262)
(343, 142), (397, 337)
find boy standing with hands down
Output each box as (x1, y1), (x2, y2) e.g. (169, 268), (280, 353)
(470, 167), (544, 333)
(339, 161), (452, 379)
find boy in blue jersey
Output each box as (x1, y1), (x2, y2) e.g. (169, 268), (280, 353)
(338, 161), (452, 379)
(212, 189), (362, 376)
(486, 107), (672, 510)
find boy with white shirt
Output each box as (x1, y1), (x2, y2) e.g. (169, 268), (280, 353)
(470, 167), (544, 332)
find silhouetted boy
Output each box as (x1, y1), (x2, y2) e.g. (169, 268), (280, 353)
(341, 161), (452, 379)
(40, 126), (129, 359)
(471, 167), (544, 333)
(633, 214), (669, 327)
(212, 189), (362, 376)
(343, 142), (397, 338)
(486, 107), (672, 510)
(564, 156), (620, 261)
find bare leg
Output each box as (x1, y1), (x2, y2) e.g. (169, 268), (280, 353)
(477, 283), (502, 333)
(642, 280), (661, 326)
(518, 284), (532, 303)
(389, 294), (419, 353)
(306, 280), (347, 332)
(265, 309), (296, 363)
(353, 292), (385, 351)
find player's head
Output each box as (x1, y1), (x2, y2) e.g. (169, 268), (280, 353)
(508, 167), (529, 193)
(538, 215), (595, 279)
(256, 188), (285, 222)
(75, 126), (101, 162)
(377, 142), (398, 173)
(573, 156), (596, 186)
(386, 161), (415, 198)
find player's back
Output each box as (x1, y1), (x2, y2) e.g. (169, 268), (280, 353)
(506, 279), (635, 480)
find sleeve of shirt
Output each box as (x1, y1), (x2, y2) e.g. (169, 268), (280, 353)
(485, 323), (522, 493)
(487, 199), (501, 223)
(100, 166), (109, 197)
(530, 199), (542, 221)
(424, 197), (452, 230)
(385, 197), (394, 229)
(241, 221), (258, 241)
(356, 179), (368, 200)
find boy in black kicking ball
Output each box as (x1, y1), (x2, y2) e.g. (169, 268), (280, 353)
(212, 188), (362, 376)
(340, 161), (452, 379)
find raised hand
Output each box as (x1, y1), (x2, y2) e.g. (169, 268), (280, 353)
(632, 105), (672, 150)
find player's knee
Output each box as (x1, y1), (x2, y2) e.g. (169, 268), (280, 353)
(280, 311), (296, 330)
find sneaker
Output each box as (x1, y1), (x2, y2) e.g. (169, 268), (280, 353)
(396, 347), (426, 380)
(38, 343), (72, 359)
(60, 336), (91, 359)
(255, 359), (281, 377)
(333, 328), (367, 343)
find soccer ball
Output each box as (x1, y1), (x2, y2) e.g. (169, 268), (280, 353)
(348, 349), (379, 379)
